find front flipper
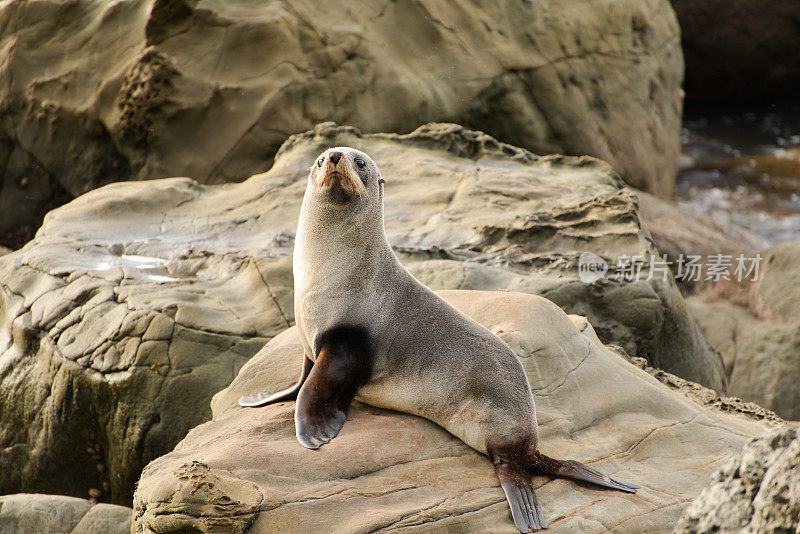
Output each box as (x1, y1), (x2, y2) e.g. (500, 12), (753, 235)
(238, 355), (314, 407)
(295, 326), (372, 449)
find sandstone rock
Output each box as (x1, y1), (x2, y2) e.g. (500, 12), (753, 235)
(133, 290), (773, 533)
(634, 189), (765, 292)
(618, 353), (785, 428)
(687, 240), (800, 420)
(752, 240), (800, 323)
(675, 427), (799, 533)
(728, 320), (800, 422)
(0, 123), (721, 506)
(0, 493), (132, 534)
(636, 190), (752, 262)
(684, 298), (751, 382)
(0, 0), (683, 245)
(672, 0), (800, 101)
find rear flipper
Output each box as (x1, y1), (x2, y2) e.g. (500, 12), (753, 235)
(528, 451), (639, 493)
(495, 462), (548, 533)
(490, 444), (638, 532)
(238, 355), (313, 407)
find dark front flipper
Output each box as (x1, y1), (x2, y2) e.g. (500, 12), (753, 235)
(529, 452), (639, 493)
(495, 462), (548, 533)
(238, 355), (314, 407)
(295, 326), (372, 450)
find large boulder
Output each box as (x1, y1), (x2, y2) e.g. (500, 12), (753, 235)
(0, 0), (683, 246)
(132, 290), (775, 533)
(0, 493), (132, 534)
(0, 123), (721, 506)
(671, 0), (800, 101)
(675, 427), (799, 533)
(688, 240), (800, 420)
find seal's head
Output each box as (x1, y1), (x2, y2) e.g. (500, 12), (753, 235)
(308, 147), (383, 211)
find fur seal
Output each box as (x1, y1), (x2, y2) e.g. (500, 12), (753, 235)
(239, 147), (638, 532)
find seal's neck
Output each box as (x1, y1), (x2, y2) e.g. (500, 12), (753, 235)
(294, 188), (394, 290)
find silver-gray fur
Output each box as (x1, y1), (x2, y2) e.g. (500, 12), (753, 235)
(240, 147), (638, 532)
(293, 147), (538, 455)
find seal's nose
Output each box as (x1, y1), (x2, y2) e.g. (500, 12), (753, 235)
(329, 151), (342, 165)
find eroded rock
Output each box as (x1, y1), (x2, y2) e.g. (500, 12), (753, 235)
(688, 240), (800, 419)
(0, 123), (721, 505)
(0, 0), (683, 245)
(634, 188), (765, 293)
(675, 427), (799, 534)
(133, 290), (773, 533)
(0, 493), (132, 534)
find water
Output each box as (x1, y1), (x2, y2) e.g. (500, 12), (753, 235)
(675, 103), (800, 246)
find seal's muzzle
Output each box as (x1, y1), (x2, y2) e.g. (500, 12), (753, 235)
(317, 151), (360, 203)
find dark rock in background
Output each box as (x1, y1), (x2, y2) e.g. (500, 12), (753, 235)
(672, 0), (800, 102)
(0, 0), (684, 247)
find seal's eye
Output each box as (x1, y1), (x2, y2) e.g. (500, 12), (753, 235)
(354, 158), (365, 169)
(317, 157), (324, 167)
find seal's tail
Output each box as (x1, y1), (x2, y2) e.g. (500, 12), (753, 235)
(524, 451), (639, 493)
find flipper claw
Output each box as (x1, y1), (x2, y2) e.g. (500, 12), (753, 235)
(238, 356), (314, 407)
(238, 391), (275, 407)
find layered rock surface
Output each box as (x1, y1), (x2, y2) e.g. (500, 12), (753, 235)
(0, 493), (132, 534)
(0, 123), (721, 505)
(675, 427), (799, 534)
(133, 290), (773, 533)
(0, 0), (683, 245)
(688, 240), (800, 420)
